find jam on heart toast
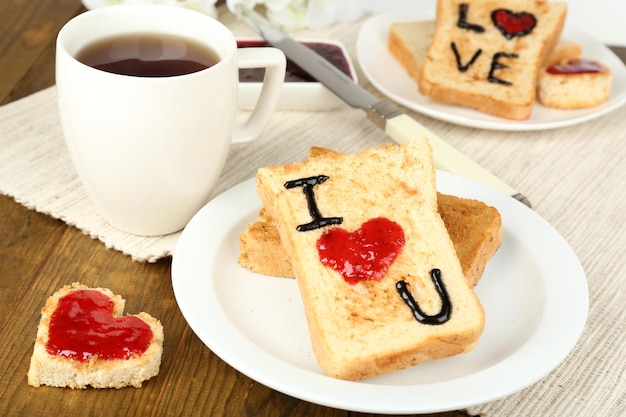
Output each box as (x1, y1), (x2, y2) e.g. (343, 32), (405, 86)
(255, 139), (485, 380)
(28, 282), (163, 389)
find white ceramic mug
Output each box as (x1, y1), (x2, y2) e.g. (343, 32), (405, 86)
(56, 5), (285, 236)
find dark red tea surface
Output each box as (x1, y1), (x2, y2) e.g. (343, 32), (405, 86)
(77, 33), (219, 77)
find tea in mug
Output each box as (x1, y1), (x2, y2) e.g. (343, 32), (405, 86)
(76, 33), (220, 77)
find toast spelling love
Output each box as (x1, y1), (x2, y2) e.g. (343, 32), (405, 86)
(453, 3), (539, 85)
(284, 175), (451, 326)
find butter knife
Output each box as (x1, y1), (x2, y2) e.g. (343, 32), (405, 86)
(237, 6), (531, 207)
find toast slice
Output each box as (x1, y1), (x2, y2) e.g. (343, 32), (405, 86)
(388, 19), (580, 85)
(240, 149), (502, 287)
(418, 0), (567, 119)
(388, 20), (436, 83)
(256, 140), (485, 380)
(28, 282), (163, 389)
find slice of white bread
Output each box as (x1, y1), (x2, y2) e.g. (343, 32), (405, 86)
(256, 139), (485, 380)
(538, 59), (612, 109)
(388, 20), (580, 83)
(388, 20), (436, 83)
(28, 282), (163, 389)
(240, 147), (502, 287)
(418, 0), (567, 119)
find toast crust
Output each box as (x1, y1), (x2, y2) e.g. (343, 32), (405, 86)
(240, 207), (295, 278)
(388, 21), (436, 83)
(27, 282), (163, 389)
(437, 193), (501, 286)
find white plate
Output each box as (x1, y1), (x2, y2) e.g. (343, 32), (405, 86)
(357, 12), (626, 131)
(172, 173), (588, 414)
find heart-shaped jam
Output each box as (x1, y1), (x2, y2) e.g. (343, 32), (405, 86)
(46, 289), (153, 361)
(491, 9), (537, 39)
(317, 217), (405, 285)
(546, 59), (606, 75)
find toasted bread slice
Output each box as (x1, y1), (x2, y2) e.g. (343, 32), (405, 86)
(388, 20), (436, 83)
(28, 282), (163, 389)
(388, 20), (580, 84)
(418, 0), (567, 119)
(256, 140), (485, 380)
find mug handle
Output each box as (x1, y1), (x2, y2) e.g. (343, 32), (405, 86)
(232, 47), (286, 144)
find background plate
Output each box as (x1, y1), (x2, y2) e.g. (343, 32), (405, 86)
(357, 12), (626, 131)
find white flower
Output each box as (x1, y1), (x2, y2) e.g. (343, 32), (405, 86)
(174, 0), (219, 16)
(226, 0), (259, 10)
(305, 0), (364, 28)
(226, 0), (364, 29)
(265, 0), (308, 29)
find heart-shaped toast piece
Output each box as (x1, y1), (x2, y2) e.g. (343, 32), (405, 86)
(538, 58), (612, 109)
(28, 282), (164, 388)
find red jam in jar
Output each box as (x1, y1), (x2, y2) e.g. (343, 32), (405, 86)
(46, 290), (153, 361)
(237, 40), (353, 82)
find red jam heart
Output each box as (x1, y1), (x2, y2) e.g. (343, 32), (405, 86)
(546, 59), (606, 75)
(317, 217), (405, 285)
(491, 9), (537, 39)
(46, 289), (153, 362)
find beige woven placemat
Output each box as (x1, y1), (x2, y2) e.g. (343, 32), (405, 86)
(0, 87), (179, 262)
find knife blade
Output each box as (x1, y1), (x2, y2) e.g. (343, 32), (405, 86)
(237, 6), (531, 207)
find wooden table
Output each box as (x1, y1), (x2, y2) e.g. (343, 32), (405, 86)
(0, 2), (468, 416)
